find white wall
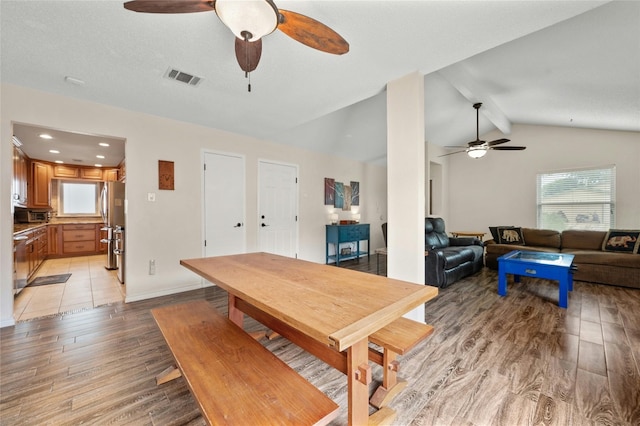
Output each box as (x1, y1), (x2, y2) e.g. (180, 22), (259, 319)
(446, 124), (640, 235)
(0, 84), (387, 326)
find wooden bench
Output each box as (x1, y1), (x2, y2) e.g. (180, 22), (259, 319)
(368, 317), (434, 410)
(262, 313), (434, 424)
(151, 300), (339, 426)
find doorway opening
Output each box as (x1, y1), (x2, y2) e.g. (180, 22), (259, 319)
(11, 123), (126, 321)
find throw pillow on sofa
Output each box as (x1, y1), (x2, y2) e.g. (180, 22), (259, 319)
(496, 227), (526, 245)
(489, 226), (516, 242)
(602, 229), (640, 253)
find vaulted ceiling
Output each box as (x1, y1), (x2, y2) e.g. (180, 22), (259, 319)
(2, 1), (638, 165)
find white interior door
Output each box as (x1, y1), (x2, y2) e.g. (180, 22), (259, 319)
(258, 161), (298, 258)
(204, 151), (245, 256)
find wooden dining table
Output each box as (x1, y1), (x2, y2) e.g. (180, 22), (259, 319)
(180, 252), (438, 425)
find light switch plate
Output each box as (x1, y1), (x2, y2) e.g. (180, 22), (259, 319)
(147, 192), (156, 202)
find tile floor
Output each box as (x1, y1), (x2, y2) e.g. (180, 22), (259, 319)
(13, 255), (124, 322)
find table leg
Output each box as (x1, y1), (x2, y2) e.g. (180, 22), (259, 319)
(558, 274), (569, 309)
(498, 270), (507, 296)
(569, 269), (574, 292)
(228, 293), (244, 327)
(347, 339), (370, 426)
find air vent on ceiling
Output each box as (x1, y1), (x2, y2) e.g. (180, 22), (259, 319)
(164, 67), (202, 86)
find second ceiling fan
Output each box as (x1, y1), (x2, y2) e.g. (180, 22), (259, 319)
(123, 0), (349, 91)
(442, 103), (526, 158)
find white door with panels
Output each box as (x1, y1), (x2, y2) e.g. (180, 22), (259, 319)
(258, 161), (298, 258)
(203, 151), (246, 257)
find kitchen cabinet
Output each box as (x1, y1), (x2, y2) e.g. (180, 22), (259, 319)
(80, 167), (103, 180)
(47, 224), (61, 257)
(118, 160), (126, 182)
(12, 145), (28, 207)
(29, 160), (51, 209)
(53, 163), (116, 181)
(24, 226), (47, 281)
(62, 224), (97, 254)
(52, 164), (80, 179)
(104, 169), (119, 182)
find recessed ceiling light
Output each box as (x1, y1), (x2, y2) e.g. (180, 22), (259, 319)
(55, 160), (64, 164)
(49, 149), (60, 154)
(95, 164), (102, 167)
(99, 142), (110, 147)
(96, 155), (105, 159)
(40, 134), (53, 139)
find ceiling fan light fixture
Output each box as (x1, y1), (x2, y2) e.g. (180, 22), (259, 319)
(467, 147), (488, 159)
(215, 0), (278, 41)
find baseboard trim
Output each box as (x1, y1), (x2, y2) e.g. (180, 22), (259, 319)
(125, 280), (211, 303)
(1, 317), (17, 328)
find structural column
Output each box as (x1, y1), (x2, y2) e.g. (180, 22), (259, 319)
(386, 71), (426, 323)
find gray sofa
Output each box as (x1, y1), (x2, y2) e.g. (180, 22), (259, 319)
(485, 227), (640, 289)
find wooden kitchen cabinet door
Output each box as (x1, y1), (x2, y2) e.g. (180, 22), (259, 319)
(29, 161), (51, 208)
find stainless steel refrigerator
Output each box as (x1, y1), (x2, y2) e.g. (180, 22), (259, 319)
(99, 181), (125, 271)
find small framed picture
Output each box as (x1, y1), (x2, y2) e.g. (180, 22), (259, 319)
(158, 160), (174, 190)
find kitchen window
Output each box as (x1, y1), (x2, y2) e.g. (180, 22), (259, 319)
(58, 180), (101, 216)
(536, 165), (615, 232)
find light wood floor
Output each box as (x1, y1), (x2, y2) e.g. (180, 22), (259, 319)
(1, 258), (639, 425)
(13, 255), (124, 322)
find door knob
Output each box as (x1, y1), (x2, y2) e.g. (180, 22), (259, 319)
(234, 223), (242, 228)
(261, 223), (269, 227)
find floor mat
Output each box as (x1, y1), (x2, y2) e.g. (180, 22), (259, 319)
(29, 274), (72, 287)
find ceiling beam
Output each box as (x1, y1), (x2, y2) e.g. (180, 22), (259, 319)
(438, 63), (512, 135)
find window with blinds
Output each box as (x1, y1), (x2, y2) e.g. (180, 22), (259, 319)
(536, 166), (615, 231)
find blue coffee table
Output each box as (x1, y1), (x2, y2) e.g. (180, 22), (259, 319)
(497, 250), (575, 308)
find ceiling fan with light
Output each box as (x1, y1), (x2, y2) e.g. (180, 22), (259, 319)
(440, 103), (526, 159)
(123, 0), (349, 91)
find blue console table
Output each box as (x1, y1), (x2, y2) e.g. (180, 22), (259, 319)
(326, 224), (370, 265)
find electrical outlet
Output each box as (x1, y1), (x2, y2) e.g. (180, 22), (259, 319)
(147, 192), (156, 202)
(149, 259), (156, 275)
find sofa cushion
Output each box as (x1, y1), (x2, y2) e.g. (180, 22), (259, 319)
(523, 228), (561, 249)
(496, 227), (525, 245)
(486, 244), (559, 257)
(562, 249), (640, 268)
(602, 230), (640, 253)
(562, 229), (607, 250)
(436, 247), (475, 269)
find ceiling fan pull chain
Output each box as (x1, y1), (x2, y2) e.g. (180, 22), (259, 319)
(243, 32), (252, 92)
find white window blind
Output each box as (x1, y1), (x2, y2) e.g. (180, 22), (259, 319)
(536, 166), (615, 231)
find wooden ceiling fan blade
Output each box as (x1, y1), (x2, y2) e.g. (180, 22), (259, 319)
(123, 0), (215, 14)
(235, 37), (262, 72)
(277, 10), (349, 55)
(491, 146), (526, 151)
(488, 138), (510, 147)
